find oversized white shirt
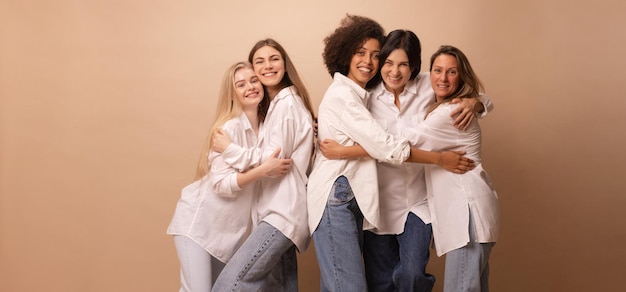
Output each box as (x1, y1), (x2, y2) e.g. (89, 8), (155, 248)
(307, 73), (410, 233)
(166, 112), (260, 263)
(368, 72), (494, 235)
(413, 102), (500, 256)
(221, 86), (314, 252)
(367, 75), (433, 234)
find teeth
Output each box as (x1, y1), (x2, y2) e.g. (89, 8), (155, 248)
(358, 67), (371, 73)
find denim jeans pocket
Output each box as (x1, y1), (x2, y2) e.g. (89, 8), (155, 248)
(328, 176), (354, 205)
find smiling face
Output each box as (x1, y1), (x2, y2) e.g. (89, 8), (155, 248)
(347, 38), (380, 88)
(233, 67), (264, 111)
(381, 48), (411, 96)
(430, 53), (460, 101)
(251, 45), (285, 91)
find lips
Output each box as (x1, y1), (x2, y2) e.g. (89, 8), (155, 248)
(246, 91), (260, 98)
(357, 67), (372, 73)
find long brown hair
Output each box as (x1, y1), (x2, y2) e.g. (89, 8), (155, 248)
(248, 38), (315, 119)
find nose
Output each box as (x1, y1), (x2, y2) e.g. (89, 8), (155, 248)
(390, 65), (399, 75)
(245, 81), (255, 91)
(438, 72), (448, 82)
(362, 52), (373, 64)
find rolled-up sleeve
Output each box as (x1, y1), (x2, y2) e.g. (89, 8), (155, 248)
(327, 88), (409, 165)
(220, 127), (262, 171)
(476, 93), (494, 119)
(208, 152), (243, 198)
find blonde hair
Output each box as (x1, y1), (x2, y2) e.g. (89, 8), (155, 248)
(194, 61), (259, 180)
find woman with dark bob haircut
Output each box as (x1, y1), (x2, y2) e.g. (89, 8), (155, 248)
(307, 15), (476, 291)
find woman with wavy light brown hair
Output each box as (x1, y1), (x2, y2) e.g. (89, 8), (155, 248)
(421, 45), (500, 292)
(211, 39), (314, 291)
(166, 61), (292, 292)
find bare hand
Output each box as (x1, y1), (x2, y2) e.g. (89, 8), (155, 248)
(437, 150), (475, 174)
(449, 98), (479, 131)
(319, 139), (344, 159)
(263, 148), (293, 177)
(212, 128), (232, 153)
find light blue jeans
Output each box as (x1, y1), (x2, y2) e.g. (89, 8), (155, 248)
(211, 221), (298, 292)
(364, 212), (435, 292)
(444, 212), (494, 292)
(312, 176), (366, 292)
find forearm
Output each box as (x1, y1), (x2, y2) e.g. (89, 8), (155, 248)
(235, 164), (268, 189)
(405, 147), (440, 164)
(337, 145), (370, 159)
(222, 143), (263, 171)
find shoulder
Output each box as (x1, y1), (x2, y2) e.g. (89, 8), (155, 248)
(426, 103), (456, 122)
(222, 114), (249, 132)
(368, 82), (385, 94)
(412, 73), (433, 92)
(275, 86), (299, 103)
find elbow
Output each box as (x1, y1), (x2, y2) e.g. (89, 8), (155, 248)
(212, 183), (238, 198)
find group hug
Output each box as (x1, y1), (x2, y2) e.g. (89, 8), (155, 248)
(166, 14), (500, 292)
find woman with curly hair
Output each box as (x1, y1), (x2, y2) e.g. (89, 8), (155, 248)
(318, 30), (494, 292)
(307, 15), (476, 291)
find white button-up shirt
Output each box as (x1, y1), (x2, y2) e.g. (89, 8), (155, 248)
(167, 112), (260, 262)
(307, 73), (411, 233)
(368, 72), (494, 235)
(414, 102), (500, 256)
(221, 86), (314, 252)
(367, 75), (434, 234)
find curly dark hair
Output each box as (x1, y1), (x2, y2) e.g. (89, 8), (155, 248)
(322, 15), (385, 84)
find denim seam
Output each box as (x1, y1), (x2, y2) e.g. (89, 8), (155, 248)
(230, 228), (278, 291)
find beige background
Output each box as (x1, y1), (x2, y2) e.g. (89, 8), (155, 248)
(1, 0), (625, 291)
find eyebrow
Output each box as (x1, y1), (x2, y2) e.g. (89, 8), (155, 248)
(255, 54), (280, 60)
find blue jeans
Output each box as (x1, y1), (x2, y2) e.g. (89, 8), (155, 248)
(211, 221), (298, 292)
(364, 212), (435, 292)
(443, 212), (494, 292)
(312, 176), (366, 292)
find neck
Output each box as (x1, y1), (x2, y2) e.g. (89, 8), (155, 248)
(266, 85), (285, 101)
(243, 108), (259, 133)
(384, 84), (403, 109)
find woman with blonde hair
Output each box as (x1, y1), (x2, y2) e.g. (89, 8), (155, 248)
(211, 39), (315, 291)
(166, 61), (292, 292)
